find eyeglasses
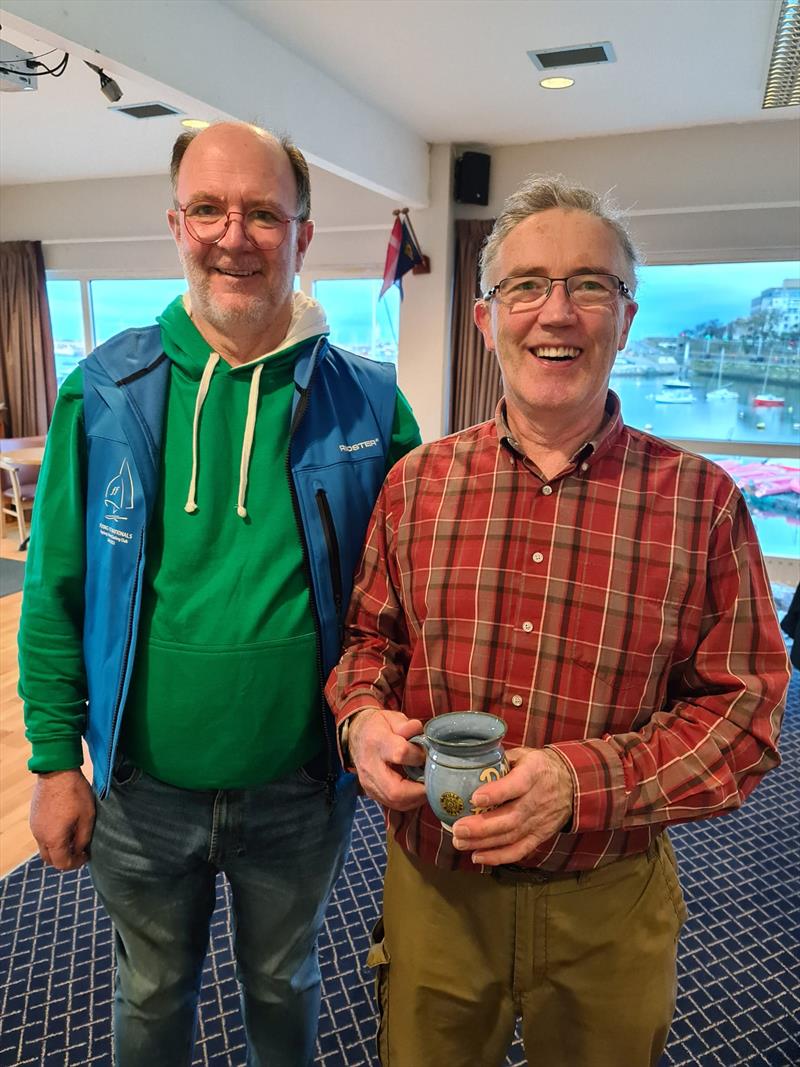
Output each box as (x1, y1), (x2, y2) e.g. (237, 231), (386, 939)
(482, 273), (633, 309)
(179, 200), (300, 250)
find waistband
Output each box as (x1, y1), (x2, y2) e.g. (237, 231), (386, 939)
(490, 838), (660, 885)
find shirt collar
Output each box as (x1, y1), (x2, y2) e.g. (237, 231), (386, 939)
(495, 390), (624, 468)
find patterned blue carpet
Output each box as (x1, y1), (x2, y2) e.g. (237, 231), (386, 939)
(2, 670), (798, 1066)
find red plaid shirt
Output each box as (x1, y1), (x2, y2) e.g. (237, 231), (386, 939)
(326, 395), (790, 873)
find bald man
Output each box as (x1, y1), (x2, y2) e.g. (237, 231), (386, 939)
(20, 122), (420, 1066)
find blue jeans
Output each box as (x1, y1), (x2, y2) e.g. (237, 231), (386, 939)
(89, 758), (357, 1067)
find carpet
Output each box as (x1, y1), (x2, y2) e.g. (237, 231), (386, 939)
(0, 558), (25, 597)
(1, 672), (798, 1066)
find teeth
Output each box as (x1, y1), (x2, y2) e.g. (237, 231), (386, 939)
(533, 346), (580, 360)
(217, 268), (256, 277)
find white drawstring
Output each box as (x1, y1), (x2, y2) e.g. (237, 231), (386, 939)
(236, 362), (264, 518)
(184, 352), (220, 513)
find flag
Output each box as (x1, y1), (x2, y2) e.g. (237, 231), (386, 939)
(380, 216), (423, 299)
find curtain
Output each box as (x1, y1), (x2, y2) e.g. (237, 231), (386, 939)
(0, 241), (57, 437)
(448, 219), (502, 433)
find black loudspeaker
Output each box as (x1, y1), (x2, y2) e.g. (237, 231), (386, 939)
(454, 151), (490, 206)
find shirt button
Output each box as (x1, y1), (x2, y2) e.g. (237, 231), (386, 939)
(522, 621), (533, 632)
(532, 551), (544, 563)
(511, 695), (523, 707)
(541, 484), (553, 495)
(581, 462), (589, 472)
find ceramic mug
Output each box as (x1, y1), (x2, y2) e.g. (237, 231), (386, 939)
(403, 712), (509, 829)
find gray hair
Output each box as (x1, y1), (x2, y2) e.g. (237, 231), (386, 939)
(479, 174), (641, 293)
(169, 122), (311, 222)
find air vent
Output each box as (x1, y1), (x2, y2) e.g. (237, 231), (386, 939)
(527, 42), (616, 71)
(109, 101), (184, 119)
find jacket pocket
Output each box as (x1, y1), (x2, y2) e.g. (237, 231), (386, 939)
(315, 488), (343, 623)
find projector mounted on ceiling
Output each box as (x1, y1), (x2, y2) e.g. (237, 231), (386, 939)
(0, 40), (38, 92)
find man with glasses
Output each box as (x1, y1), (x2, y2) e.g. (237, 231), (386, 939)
(327, 175), (789, 1066)
(20, 122), (420, 1066)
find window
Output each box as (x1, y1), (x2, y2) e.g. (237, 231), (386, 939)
(616, 261), (799, 446)
(46, 277), (185, 385)
(613, 261), (800, 564)
(312, 279), (400, 363)
(47, 279), (86, 387)
(90, 279), (185, 346)
(703, 455), (799, 559)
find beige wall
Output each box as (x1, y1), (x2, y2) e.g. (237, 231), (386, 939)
(2, 120), (797, 439)
(454, 121), (800, 265)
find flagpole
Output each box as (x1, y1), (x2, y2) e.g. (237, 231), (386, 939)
(400, 208), (423, 257)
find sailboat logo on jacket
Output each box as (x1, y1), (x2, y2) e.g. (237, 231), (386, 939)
(104, 459), (135, 523)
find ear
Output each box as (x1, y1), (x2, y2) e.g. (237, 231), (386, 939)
(474, 299), (496, 351)
(294, 220), (314, 272)
(166, 207), (181, 246)
(617, 299), (638, 351)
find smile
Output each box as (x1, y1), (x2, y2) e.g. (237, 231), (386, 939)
(213, 267), (260, 277)
(530, 345), (581, 362)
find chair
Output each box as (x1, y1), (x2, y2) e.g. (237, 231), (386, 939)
(0, 436), (45, 547)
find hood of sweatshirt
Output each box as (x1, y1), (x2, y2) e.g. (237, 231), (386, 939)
(157, 289), (329, 518)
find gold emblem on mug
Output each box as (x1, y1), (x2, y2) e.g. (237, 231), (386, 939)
(440, 792), (464, 817)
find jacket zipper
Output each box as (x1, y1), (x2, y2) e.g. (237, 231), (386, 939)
(315, 488), (343, 635)
(286, 366), (338, 804)
(104, 529), (144, 797)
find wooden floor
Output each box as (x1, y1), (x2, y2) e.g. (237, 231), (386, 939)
(0, 532), (35, 875)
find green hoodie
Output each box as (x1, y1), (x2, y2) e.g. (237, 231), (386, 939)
(20, 293), (421, 788)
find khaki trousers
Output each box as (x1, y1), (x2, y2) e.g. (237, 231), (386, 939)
(368, 833), (687, 1067)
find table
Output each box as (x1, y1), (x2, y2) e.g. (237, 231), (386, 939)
(2, 447), (45, 467)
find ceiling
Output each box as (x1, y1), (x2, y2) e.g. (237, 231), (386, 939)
(225, 0), (788, 144)
(0, 0), (793, 191)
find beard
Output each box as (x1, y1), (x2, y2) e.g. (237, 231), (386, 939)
(179, 248), (294, 335)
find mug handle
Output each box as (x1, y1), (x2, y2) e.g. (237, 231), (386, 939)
(401, 735), (427, 782)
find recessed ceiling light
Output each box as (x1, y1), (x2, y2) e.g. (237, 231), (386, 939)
(181, 118), (210, 129)
(540, 77), (575, 89)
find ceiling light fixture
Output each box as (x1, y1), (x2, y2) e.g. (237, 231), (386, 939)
(84, 60), (122, 103)
(540, 77), (575, 89)
(181, 118), (210, 129)
(762, 0), (800, 108)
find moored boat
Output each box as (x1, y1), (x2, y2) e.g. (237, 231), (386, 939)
(655, 379), (694, 403)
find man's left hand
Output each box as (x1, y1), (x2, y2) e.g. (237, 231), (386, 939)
(451, 747), (574, 865)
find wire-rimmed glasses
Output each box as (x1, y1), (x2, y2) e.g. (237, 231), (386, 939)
(482, 273), (633, 310)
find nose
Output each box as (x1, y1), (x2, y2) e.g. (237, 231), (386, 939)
(216, 212), (252, 251)
(536, 279), (577, 324)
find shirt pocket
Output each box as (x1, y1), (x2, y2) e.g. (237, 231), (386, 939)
(569, 638), (669, 718)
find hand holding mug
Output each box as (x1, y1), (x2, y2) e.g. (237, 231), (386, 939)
(451, 746), (575, 865)
(347, 707), (427, 812)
